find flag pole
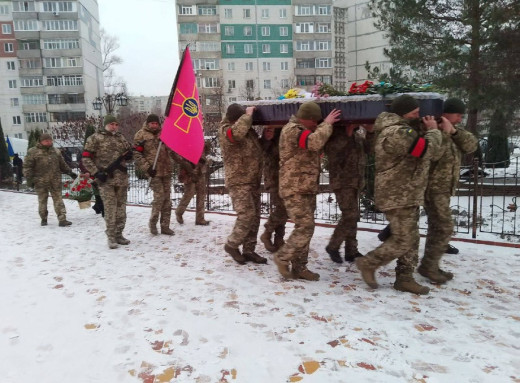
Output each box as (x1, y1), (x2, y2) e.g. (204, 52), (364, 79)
(145, 141), (162, 194)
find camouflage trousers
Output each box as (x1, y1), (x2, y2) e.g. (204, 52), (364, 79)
(227, 184), (261, 253)
(276, 194), (316, 269)
(35, 185), (67, 221)
(177, 177), (206, 223)
(328, 187), (360, 253)
(422, 192), (453, 269)
(264, 190), (288, 238)
(363, 206), (420, 276)
(150, 176), (172, 228)
(98, 183), (128, 241)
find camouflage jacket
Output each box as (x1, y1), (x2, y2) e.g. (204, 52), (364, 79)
(262, 134), (281, 193)
(218, 114), (263, 187)
(133, 123), (174, 178)
(374, 112), (442, 211)
(428, 127), (478, 195)
(325, 126), (375, 190)
(24, 143), (73, 188)
(82, 128), (132, 186)
(279, 116), (333, 198)
(173, 151), (209, 184)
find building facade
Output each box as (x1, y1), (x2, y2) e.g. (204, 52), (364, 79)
(0, 0), (103, 139)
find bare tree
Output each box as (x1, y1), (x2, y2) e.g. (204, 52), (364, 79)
(100, 28), (126, 93)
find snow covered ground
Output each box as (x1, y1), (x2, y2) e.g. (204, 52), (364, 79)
(1, 191), (519, 383)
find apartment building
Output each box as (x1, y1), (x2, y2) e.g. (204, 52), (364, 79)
(0, 0), (103, 139)
(129, 95), (169, 115)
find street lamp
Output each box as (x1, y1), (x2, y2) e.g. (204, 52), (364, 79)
(92, 92), (128, 116)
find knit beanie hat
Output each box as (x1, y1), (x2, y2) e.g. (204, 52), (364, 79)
(39, 133), (52, 142)
(296, 102), (322, 122)
(443, 98), (466, 114)
(226, 104), (246, 122)
(390, 95), (420, 116)
(104, 115), (118, 126)
(146, 114), (160, 124)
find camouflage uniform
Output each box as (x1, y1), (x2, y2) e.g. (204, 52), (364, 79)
(261, 130), (288, 249)
(325, 126), (375, 257)
(133, 123), (175, 233)
(24, 143), (75, 224)
(175, 151), (209, 225)
(275, 116), (334, 276)
(218, 114), (263, 253)
(82, 128), (132, 245)
(357, 113), (442, 285)
(420, 127), (478, 278)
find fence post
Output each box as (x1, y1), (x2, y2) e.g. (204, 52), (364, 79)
(472, 157), (479, 238)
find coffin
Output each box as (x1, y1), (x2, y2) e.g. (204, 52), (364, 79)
(240, 92), (444, 125)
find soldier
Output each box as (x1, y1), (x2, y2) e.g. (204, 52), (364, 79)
(23, 133), (77, 226)
(175, 141), (211, 226)
(355, 95), (444, 294)
(324, 123), (375, 263)
(418, 98), (478, 283)
(218, 104), (267, 265)
(259, 126), (288, 252)
(133, 114), (175, 235)
(82, 115), (133, 249)
(273, 102), (341, 281)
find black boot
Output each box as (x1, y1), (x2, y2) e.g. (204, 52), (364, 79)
(445, 244), (459, 254)
(377, 225), (391, 241)
(325, 245), (343, 263)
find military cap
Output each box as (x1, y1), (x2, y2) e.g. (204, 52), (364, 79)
(390, 95), (420, 117)
(296, 102), (322, 122)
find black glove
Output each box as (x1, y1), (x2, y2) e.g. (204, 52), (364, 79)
(124, 151), (133, 160)
(147, 166), (157, 177)
(69, 172), (78, 179)
(94, 171), (108, 183)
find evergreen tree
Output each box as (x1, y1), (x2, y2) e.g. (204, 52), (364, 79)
(485, 109), (511, 167)
(369, 0), (520, 134)
(0, 120), (12, 181)
(83, 124), (96, 147)
(28, 128), (42, 150)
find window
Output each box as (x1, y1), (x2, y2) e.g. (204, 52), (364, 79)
(19, 58), (42, 69)
(262, 62), (271, 71)
(224, 26), (234, 36)
(279, 9), (287, 18)
(23, 94), (46, 104)
(204, 77), (218, 88)
(280, 44), (288, 54)
(25, 112), (47, 123)
(180, 23), (197, 34)
(296, 41), (312, 51)
(7, 61), (15, 70)
(261, 26), (270, 36)
(245, 62), (253, 71)
(281, 61), (288, 71)
(244, 26), (252, 36)
(229, 97), (237, 103)
(42, 2), (74, 12)
(246, 80), (254, 89)
(316, 58), (332, 68)
(317, 23), (331, 33)
(193, 59), (219, 70)
(262, 44), (270, 54)
(13, 1), (36, 11)
(281, 79), (289, 88)
(317, 40), (330, 50)
(228, 80), (236, 89)
(244, 44), (253, 54)
(318, 6), (331, 15)
(226, 44), (235, 54)
(48, 93), (84, 104)
(279, 26), (288, 36)
(297, 59), (315, 68)
(179, 5), (194, 15)
(21, 77), (44, 87)
(10, 98), (19, 107)
(43, 20), (78, 31)
(13, 116), (21, 125)
(264, 80), (271, 89)
(0, 5), (9, 15)
(19, 40), (39, 50)
(297, 75), (315, 86)
(296, 6), (312, 16)
(224, 9), (232, 18)
(198, 5), (216, 15)
(243, 9), (251, 18)
(228, 62), (235, 71)
(46, 75), (83, 86)
(50, 112), (85, 122)
(261, 9), (269, 18)
(43, 39), (79, 50)
(44, 57), (81, 68)
(296, 23), (313, 33)
(4, 42), (14, 52)
(198, 24), (217, 33)
(198, 42), (219, 51)
(2, 24), (12, 34)
(8, 80), (17, 88)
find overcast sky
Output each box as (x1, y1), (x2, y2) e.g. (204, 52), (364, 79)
(97, 0), (179, 97)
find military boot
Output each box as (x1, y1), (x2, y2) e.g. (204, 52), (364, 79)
(445, 244), (459, 254)
(59, 219), (72, 227)
(108, 238), (119, 249)
(355, 256), (379, 289)
(377, 225), (391, 242)
(417, 265), (453, 284)
(273, 234), (285, 251)
(224, 244), (247, 265)
(175, 211), (184, 224)
(273, 254), (292, 279)
(243, 251), (267, 264)
(195, 219), (210, 226)
(325, 245), (343, 264)
(345, 250), (363, 263)
(161, 227), (175, 236)
(292, 265), (320, 281)
(393, 275), (430, 295)
(41, 219), (48, 226)
(260, 231), (277, 252)
(149, 221), (158, 235)
(116, 236), (131, 245)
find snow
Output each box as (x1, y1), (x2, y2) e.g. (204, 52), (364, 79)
(1, 191), (519, 383)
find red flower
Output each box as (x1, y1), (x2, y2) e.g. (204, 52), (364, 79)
(65, 192), (70, 197)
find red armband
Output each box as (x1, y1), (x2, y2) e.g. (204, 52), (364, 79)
(82, 151), (92, 158)
(226, 128), (236, 143)
(409, 137), (427, 158)
(134, 145), (144, 152)
(298, 130), (312, 149)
